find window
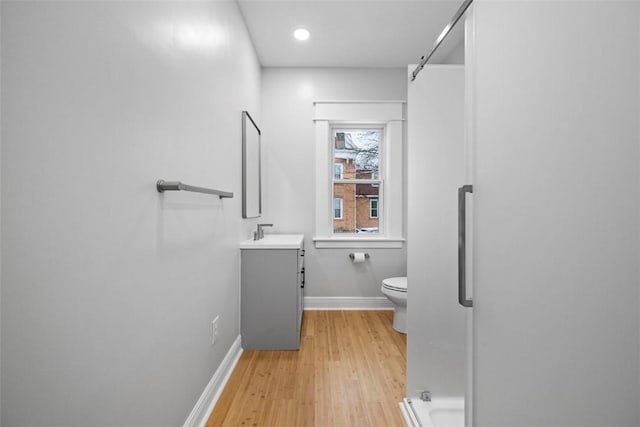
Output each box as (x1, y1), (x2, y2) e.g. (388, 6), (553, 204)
(313, 101), (404, 249)
(333, 198), (343, 219)
(332, 128), (381, 234)
(370, 199), (379, 219)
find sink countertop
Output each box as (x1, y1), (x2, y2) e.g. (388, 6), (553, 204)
(240, 234), (304, 249)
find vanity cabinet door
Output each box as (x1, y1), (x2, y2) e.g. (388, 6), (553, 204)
(241, 248), (301, 350)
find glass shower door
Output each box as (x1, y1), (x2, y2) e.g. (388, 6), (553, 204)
(406, 64), (468, 426)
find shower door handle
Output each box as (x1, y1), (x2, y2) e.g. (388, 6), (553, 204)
(458, 185), (473, 308)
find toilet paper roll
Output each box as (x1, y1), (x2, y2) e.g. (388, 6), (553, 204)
(351, 252), (366, 263)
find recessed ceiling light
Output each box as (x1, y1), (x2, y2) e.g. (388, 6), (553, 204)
(293, 28), (310, 41)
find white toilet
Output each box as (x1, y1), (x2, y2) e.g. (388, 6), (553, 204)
(381, 276), (407, 334)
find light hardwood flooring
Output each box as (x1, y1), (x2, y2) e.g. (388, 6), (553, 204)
(206, 310), (407, 427)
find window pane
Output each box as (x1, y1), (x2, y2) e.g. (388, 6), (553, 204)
(334, 129), (380, 180)
(370, 199), (378, 218)
(333, 183), (379, 234)
(334, 163), (343, 180)
(333, 198), (343, 219)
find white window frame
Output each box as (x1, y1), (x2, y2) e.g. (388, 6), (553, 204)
(333, 197), (343, 219)
(313, 101), (405, 249)
(370, 198), (379, 219)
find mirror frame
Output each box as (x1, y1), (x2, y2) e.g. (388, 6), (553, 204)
(242, 110), (261, 218)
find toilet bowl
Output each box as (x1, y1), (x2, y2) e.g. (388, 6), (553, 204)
(381, 276), (407, 334)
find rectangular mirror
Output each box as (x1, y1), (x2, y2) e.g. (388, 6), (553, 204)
(242, 111), (261, 218)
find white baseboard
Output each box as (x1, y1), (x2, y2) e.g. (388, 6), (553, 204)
(183, 335), (243, 427)
(304, 296), (393, 310)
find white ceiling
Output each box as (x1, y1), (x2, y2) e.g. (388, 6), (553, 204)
(237, 0), (465, 68)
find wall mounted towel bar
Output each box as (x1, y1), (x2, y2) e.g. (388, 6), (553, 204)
(156, 180), (234, 199)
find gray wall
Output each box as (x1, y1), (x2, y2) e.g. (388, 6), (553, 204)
(260, 68), (407, 298)
(442, 41), (464, 65)
(1, 1), (260, 425)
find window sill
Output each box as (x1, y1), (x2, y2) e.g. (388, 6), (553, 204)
(313, 237), (405, 249)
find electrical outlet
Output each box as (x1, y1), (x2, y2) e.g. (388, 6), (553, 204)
(211, 316), (219, 345)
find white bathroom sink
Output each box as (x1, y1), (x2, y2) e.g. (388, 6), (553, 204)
(240, 234), (304, 249)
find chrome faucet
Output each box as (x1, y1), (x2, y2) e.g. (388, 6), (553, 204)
(254, 223), (273, 240)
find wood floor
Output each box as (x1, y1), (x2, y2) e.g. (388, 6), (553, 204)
(206, 310), (407, 427)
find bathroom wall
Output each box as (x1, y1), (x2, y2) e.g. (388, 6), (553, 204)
(260, 68), (407, 299)
(442, 41), (464, 64)
(1, 1), (260, 425)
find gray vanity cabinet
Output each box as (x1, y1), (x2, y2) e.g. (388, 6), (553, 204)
(240, 238), (304, 350)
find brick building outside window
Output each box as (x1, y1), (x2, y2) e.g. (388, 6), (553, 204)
(332, 130), (380, 234)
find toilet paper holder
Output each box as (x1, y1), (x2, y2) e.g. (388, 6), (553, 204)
(349, 253), (370, 261)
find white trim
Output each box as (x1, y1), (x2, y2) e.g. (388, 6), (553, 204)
(314, 102), (403, 122)
(315, 102), (404, 243)
(183, 335), (243, 427)
(313, 118), (406, 123)
(334, 179), (381, 185)
(314, 100), (406, 105)
(313, 237), (404, 249)
(304, 296), (393, 310)
(316, 121), (331, 235)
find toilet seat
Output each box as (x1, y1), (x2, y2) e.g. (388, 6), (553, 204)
(382, 276), (407, 293)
